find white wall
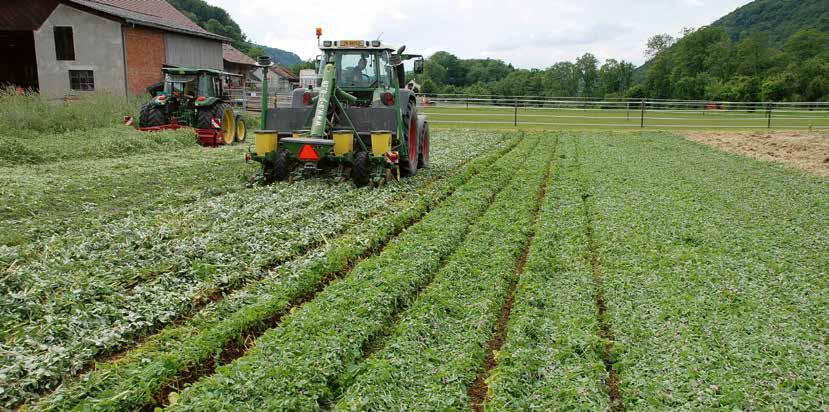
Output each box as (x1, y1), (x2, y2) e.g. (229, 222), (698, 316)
(33, 4), (126, 98)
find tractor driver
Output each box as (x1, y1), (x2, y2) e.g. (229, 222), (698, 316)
(347, 56), (369, 84)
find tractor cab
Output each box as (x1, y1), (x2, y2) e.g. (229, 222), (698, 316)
(156, 68), (232, 108)
(315, 40), (424, 107)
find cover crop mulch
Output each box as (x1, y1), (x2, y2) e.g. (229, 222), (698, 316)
(684, 130), (829, 177)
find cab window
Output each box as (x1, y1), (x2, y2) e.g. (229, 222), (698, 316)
(379, 52), (391, 86)
(337, 52), (377, 88)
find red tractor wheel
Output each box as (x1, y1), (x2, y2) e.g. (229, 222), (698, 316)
(399, 100), (419, 177)
(418, 122), (430, 169)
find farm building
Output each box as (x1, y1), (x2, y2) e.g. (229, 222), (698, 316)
(0, 0), (227, 98)
(248, 64), (298, 94)
(222, 43), (256, 89)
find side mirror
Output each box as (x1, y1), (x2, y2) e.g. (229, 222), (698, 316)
(396, 45), (406, 55)
(413, 58), (424, 74)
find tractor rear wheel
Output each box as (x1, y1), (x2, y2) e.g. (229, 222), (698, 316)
(352, 151), (371, 187)
(399, 99), (419, 177)
(139, 103), (168, 128)
(196, 103), (235, 144)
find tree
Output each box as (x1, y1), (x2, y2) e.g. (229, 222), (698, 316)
(784, 29), (829, 63)
(575, 53), (599, 97)
(599, 59), (635, 97)
(734, 32), (771, 76)
(645, 55), (672, 99)
(646, 34), (676, 58)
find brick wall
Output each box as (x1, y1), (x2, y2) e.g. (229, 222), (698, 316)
(124, 26), (165, 96)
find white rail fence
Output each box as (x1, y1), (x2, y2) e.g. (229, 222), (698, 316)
(417, 94), (829, 129)
(226, 89), (292, 112)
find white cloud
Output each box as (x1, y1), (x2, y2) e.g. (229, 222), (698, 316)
(206, 0), (751, 68)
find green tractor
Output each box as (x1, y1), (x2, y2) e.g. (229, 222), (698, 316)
(249, 37), (429, 187)
(135, 67), (247, 146)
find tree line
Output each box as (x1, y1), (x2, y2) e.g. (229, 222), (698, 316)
(408, 27), (828, 102)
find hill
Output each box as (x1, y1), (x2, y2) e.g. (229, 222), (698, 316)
(260, 46), (302, 67)
(711, 0), (829, 47)
(633, 0), (829, 85)
(166, 0), (301, 65)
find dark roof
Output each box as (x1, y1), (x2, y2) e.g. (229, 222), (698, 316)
(0, 0), (59, 30)
(0, 0), (225, 41)
(271, 65), (298, 81)
(223, 43), (256, 65)
(69, 0), (226, 41)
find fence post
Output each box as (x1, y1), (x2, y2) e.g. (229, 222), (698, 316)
(514, 98), (518, 127)
(626, 102), (630, 121)
(767, 104), (772, 129)
(640, 99), (645, 128)
(466, 97), (469, 110)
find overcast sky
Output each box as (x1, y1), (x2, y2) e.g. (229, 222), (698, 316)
(207, 0), (752, 68)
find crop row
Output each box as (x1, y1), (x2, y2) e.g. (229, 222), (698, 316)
(1, 131), (509, 408)
(580, 133), (827, 409)
(165, 136), (540, 410)
(484, 135), (609, 410)
(28, 133), (522, 412)
(331, 134), (555, 410)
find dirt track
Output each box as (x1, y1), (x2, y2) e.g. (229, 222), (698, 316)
(684, 131), (829, 177)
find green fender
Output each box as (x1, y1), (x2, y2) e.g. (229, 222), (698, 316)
(195, 97), (222, 108)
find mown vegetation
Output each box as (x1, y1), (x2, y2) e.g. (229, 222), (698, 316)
(0, 91), (513, 409)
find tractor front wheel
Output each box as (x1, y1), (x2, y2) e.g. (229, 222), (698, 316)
(352, 151), (371, 187)
(197, 103), (235, 144)
(139, 103), (168, 128)
(235, 115), (247, 142)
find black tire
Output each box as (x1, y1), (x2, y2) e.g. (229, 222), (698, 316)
(352, 151), (371, 187)
(399, 99), (419, 177)
(271, 149), (290, 182)
(197, 102), (235, 144)
(196, 102), (229, 129)
(418, 121), (430, 169)
(139, 103), (168, 127)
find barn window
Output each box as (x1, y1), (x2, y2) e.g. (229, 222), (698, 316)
(54, 27), (75, 60)
(69, 70), (94, 91)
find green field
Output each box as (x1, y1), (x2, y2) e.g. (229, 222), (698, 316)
(422, 105), (829, 130)
(1, 102), (827, 411)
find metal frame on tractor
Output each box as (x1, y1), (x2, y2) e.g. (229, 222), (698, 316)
(248, 31), (429, 187)
(125, 67), (248, 147)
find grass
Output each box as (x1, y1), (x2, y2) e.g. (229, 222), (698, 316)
(0, 88), (142, 133)
(421, 105), (829, 130)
